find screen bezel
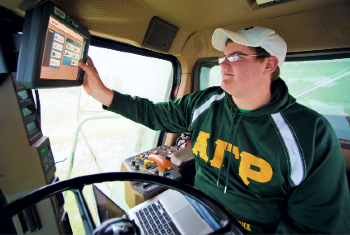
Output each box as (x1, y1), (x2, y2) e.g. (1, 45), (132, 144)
(16, 2), (91, 89)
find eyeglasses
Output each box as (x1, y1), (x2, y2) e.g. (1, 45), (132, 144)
(218, 53), (262, 64)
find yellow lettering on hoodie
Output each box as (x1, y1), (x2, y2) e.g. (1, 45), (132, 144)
(211, 139), (232, 168)
(194, 136), (273, 185)
(238, 221), (252, 231)
(232, 145), (239, 159)
(192, 131), (210, 162)
(239, 151), (273, 185)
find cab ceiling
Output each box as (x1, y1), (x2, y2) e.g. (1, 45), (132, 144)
(3, 0), (350, 57)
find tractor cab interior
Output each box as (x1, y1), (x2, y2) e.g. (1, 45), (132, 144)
(0, 0), (350, 234)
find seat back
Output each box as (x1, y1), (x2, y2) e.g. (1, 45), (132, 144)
(342, 147), (350, 193)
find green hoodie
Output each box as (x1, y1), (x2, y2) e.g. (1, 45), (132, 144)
(105, 78), (350, 234)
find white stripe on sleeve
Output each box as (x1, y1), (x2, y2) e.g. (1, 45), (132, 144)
(191, 92), (225, 124)
(271, 113), (305, 186)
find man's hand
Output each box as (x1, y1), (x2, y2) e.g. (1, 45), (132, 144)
(79, 57), (114, 107)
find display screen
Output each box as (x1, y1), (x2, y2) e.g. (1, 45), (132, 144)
(16, 2), (91, 89)
(40, 16), (86, 81)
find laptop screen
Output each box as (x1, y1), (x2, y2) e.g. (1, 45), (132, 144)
(92, 185), (126, 223)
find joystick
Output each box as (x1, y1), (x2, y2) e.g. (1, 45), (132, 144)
(147, 154), (172, 176)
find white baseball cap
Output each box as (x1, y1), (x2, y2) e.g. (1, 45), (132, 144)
(212, 26), (287, 66)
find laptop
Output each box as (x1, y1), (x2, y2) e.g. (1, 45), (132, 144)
(92, 185), (214, 235)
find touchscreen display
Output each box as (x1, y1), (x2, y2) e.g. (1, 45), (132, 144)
(40, 16), (86, 80)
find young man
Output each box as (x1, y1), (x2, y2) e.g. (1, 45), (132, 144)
(79, 27), (350, 233)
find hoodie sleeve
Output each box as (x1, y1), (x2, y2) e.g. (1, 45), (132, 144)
(103, 90), (196, 133)
(276, 116), (350, 234)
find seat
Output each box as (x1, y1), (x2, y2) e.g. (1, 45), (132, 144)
(342, 147), (350, 193)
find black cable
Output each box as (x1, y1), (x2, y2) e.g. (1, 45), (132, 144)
(55, 158), (67, 164)
(178, 138), (190, 148)
(176, 132), (192, 147)
(34, 89), (40, 120)
(175, 136), (182, 146)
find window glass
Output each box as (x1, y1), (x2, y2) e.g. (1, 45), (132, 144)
(198, 57), (350, 141)
(199, 64), (221, 90)
(281, 58), (350, 141)
(40, 45), (173, 233)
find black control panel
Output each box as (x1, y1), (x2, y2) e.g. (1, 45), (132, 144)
(33, 136), (55, 177)
(17, 88), (41, 142)
(122, 145), (182, 194)
(124, 145), (180, 174)
(134, 170), (182, 194)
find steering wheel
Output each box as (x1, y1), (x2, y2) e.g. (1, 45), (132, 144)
(0, 172), (244, 234)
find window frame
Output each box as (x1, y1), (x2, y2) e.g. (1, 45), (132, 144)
(191, 57), (218, 93)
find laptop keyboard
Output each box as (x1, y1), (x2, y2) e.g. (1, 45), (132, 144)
(134, 200), (181, 235)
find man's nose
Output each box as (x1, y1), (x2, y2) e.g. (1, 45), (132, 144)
(220, 57), (230, 67)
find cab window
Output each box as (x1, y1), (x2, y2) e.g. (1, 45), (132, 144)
(197, 55), (350, 141)
(39, 44), (175, 233)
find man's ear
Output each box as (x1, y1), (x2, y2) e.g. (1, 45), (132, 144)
(264, 56), (279, 75)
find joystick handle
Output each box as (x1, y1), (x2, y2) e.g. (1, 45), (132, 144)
(148, 154), (172, 176)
